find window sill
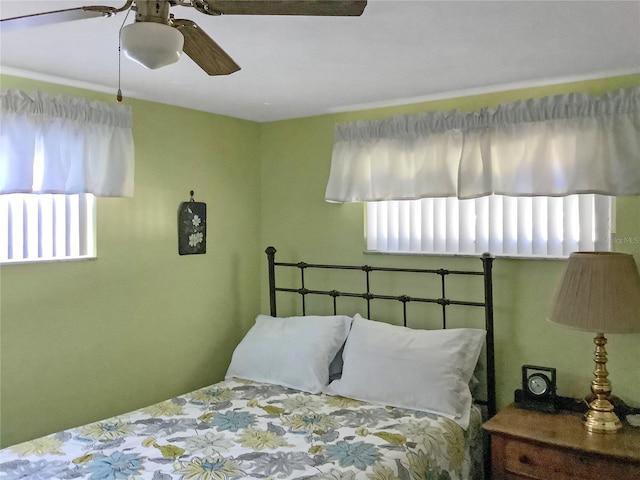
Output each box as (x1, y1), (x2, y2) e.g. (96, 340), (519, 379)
(364, 250), (569, 261)
(1, 255), (97, 266)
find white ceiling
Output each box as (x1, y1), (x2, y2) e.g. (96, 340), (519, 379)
(1, 0), (639, 122)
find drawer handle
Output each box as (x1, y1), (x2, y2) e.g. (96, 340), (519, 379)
(519, 455), (530, 464)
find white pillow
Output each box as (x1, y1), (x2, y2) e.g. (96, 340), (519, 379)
(226, 314), (352, 393)
(323, 314), (485, 429)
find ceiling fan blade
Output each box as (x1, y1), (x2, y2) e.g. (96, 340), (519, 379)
(200, 0), (367, 16)
(0, 6), (119, 32)
(172, 19), (241, 76)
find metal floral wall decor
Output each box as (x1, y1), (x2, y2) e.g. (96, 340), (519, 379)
(178, 191), (206, 255)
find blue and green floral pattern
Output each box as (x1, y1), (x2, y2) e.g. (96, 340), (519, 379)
(0, 379), (484, 480)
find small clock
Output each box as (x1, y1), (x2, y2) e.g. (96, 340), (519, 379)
(527, 372), (551, 396)
(515, 365), (558, 413)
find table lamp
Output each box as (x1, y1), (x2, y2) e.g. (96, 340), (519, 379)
(549, 251), (640, 434)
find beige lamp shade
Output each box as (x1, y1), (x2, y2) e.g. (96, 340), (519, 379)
(549, 252), (640, 333)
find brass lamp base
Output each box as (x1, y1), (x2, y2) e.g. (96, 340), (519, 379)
(584, 402), (622, 434)
(584, 333), (622, 434)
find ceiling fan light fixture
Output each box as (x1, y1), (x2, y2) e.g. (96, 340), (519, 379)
(121, 22), (184, 70)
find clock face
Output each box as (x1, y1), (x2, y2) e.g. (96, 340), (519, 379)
(527, 373), (550, 396)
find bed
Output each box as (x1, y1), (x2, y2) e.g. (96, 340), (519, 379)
(0, 246), (495, 480)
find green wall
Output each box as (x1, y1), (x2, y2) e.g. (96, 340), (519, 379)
(0, 75), (262, 447)
(258, 74), (640, 413)
(1, 73), (639, 448)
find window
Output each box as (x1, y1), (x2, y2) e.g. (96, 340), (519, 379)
(1, 89), (134, 264)
(327, 88), (638, 258)
(366, 194), (611, 258)
(1, 119), (97, 264)
(1, 193), (96, 264)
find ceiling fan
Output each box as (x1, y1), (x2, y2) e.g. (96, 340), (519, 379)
(0, 1), (368, 75)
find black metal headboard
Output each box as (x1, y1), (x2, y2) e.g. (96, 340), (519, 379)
(265, 246), (496, 418)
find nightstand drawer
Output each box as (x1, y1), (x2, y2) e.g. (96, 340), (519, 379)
(499, 436), (640, 480)
(484, 405), (640, 480)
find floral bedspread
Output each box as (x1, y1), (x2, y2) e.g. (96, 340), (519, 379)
(0, 379), (484, 480)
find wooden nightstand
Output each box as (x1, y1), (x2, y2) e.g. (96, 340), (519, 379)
(483, 403), (640, 480)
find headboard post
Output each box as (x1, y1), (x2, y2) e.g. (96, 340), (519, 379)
(481, 253), (496, 418)
(266, 246), (277, 316)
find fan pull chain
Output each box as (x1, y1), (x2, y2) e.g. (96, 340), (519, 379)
(116, 6), (134, 102)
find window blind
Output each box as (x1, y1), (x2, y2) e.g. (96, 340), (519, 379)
(1, 193), (95, 263)
(366, 194), (611, 258)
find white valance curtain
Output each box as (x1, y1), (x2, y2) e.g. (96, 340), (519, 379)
(325, 87), (640, 202)
(1, 89), (134, 197)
